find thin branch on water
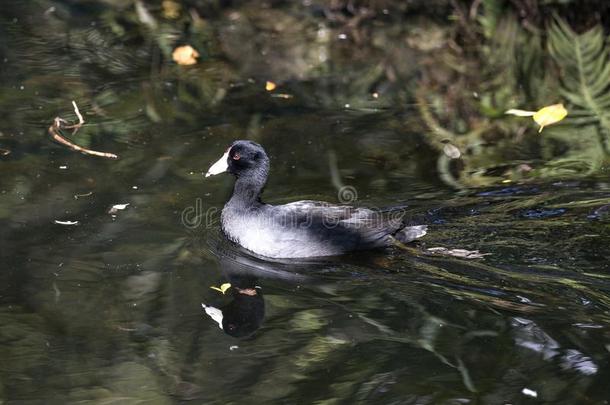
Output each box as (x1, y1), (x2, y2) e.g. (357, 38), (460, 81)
(48, 101), (118, 159)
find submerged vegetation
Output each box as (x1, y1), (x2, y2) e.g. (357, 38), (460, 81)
(0, 0), (610, 187)
(1, 0), (609, 191)
(443, 2), (610, 185)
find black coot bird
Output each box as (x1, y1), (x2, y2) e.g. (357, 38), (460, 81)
(205, 140), (427, 258)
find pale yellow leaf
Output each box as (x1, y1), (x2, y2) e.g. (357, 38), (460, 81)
(533, 103), (568, 132)
(210, 283), (231, 294)
(265, 81), (277, 91)
(172, 45), (199, 66)
(162, 0), (181, 19)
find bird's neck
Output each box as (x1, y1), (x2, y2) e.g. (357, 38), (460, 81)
(228, 169), (267, 210)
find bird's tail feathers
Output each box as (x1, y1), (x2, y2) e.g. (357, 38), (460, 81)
(395, 225), (427, 243)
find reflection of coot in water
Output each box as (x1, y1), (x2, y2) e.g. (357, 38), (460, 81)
(202, 239), (312, 338)
(202, 274), (264, 338)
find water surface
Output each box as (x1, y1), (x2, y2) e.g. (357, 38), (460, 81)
(1, 2), (609, 404)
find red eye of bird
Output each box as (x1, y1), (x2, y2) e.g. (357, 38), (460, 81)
(233, 153), (241, 160)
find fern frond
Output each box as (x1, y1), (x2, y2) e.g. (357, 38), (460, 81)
(478, 0), (507, 40)
(548, 16), (610, 155)
(538, 125), (606, 177)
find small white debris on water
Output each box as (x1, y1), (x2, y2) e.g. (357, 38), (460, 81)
(59, 165), (68, 169)
(108, 203), (130, 214)
(229, 345), (239, 351)
(132, 186), (138, 189)
(443, 143), (461, 159)
(522, 388), (538, 398)
(54, 220), (79, 226)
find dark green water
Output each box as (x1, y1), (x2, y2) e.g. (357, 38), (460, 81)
(1, 2), (609, 404)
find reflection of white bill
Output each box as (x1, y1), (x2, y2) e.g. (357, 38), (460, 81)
(201, 303), (223, 329)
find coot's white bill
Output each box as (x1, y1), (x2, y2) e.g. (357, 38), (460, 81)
(205, 151), (229, 177)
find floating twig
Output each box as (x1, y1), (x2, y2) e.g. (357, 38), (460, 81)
(53, 220), (80, 226)
(74, 191), (94, 199)
(48, 101), (118, 159)
(71, 100), (84, 126)
(426, 247), (491, 259)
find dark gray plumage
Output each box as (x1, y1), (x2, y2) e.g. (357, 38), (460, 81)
(206, 140), (427, 258)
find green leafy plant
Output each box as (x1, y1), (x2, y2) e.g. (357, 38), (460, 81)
(546, 16), (610, 173)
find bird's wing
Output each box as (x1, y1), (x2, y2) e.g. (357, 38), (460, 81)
(272, 200), (405, 245)
(276, 200), (374, 221)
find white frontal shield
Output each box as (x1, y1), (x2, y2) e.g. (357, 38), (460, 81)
(205, 151), (229, 177)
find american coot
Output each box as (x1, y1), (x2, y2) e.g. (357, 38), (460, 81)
(205, 140), (427, 258)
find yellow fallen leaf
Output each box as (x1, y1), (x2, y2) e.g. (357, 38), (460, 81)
(162, 0), (181, 19)
(265, 81), (276, 91)
(172, 45), (199, 66)
(210, 283), (231, 294)
(533, 103), (567, 132)
(505, 103), (568, 132)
